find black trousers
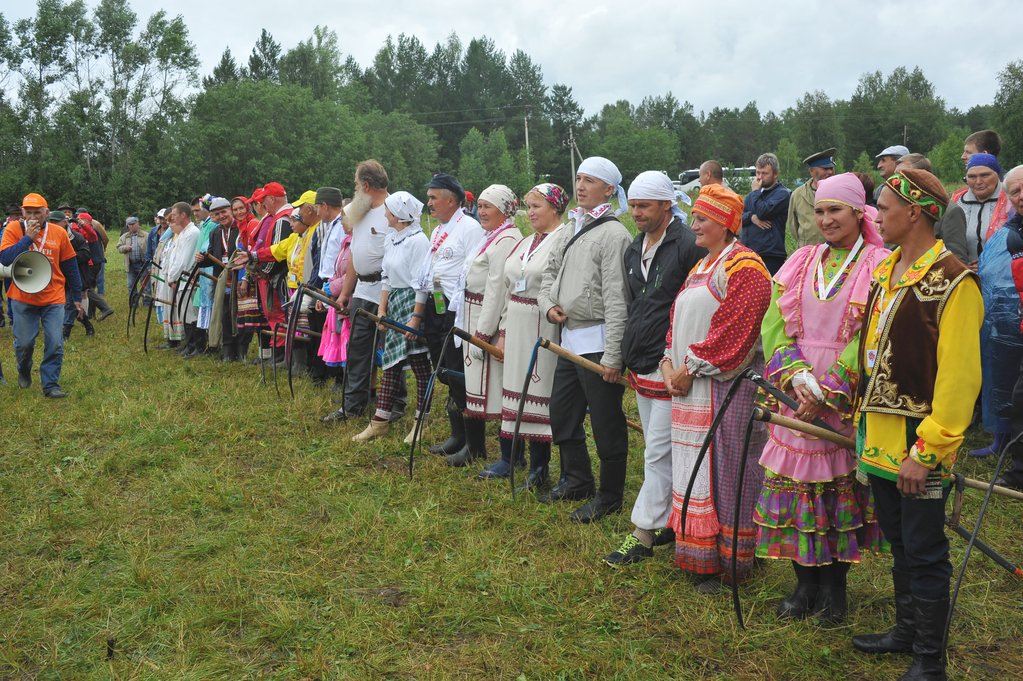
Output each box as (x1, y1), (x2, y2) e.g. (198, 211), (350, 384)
(1003, 354), (1023, 485)
(219, 294), (239, 357)
(422, 297), (465, 410)
(344, 297), (406, 415)
(869, 474), (952, 600)
(549, 353), (628, 503)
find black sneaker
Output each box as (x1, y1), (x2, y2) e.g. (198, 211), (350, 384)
(603, 535), (653, 567)
(44, 386), (68, 398)
(652, 527), (676, 547)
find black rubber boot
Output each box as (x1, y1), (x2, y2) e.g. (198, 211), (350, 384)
(518, 441), (552, 492)
(897, 596), (949, 680)
(777, 563), (820, 619)
(429, 405), (466, 455)
(853, 568), (916, 654)
(82, 317), (95, 336)
(447, 417), (487, 467)
(815, 562), (850, 623)
(63, 325), (73, 339)
(178, 324), (195, 355)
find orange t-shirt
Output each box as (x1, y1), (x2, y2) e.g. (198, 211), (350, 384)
(0, 220), (76, 306)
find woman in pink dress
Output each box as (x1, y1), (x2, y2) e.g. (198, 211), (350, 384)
(755, 173), (889, 622)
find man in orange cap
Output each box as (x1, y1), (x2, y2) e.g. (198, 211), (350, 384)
(0, 193), (84, 397)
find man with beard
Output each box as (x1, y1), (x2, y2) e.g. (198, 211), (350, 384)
(402, 174), (484, 450)
(605, 171), (705, 563)
(329, 160), (400, 422)
(199, 197), (242, 361)
(162, 202), (201, 351)
(787, 148), (837, 249)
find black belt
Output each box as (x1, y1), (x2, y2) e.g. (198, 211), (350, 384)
(357, 271), (382, 283)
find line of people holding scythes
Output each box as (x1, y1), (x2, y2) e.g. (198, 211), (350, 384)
(139, 153), (1013, 681)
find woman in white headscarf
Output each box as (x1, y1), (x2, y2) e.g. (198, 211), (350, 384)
(352, 191), (432, 443)
(477, 183), (569, 486)
(447, 184), (522, 468)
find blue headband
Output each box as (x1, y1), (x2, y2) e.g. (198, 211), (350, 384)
(966, 152), (1003, 177)
(807, 156), (835, 169)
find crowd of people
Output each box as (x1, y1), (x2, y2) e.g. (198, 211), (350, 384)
(3, 128), (1021, 681)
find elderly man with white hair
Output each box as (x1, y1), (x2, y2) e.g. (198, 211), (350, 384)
(537, 156), (634, 523)
(604, 170), (706, 563)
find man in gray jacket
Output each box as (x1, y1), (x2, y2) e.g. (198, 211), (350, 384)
(538, 156), (633, 523)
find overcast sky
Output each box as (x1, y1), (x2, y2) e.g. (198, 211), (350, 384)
(3, 0), (1020, 116)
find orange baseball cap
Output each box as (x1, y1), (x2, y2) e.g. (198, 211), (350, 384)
(21, 193), (48, 209)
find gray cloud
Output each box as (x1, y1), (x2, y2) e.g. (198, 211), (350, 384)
(2, 0), (1018, 116)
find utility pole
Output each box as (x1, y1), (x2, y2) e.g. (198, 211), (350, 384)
(567, 127), (577, 203)
(524, 111), (531, 178)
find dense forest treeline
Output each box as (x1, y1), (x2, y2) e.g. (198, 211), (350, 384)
(2, 0), (1022, 224)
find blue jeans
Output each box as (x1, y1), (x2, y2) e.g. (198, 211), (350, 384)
(96, 262), (106, 294)
(11, 300), (66, 390)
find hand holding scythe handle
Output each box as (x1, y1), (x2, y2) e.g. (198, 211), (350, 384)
(261, 328), (322, 340)
(536, 337), (643, 434)
(451, 326), (504, 361)
(354, 308), (427, 345)
(538, 337), (627, 387)
(301, 285), (347, 313)
(751, 406), (854, 448)
(752, 406), (1023, 502)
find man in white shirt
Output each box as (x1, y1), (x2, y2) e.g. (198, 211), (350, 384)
(407, 173), (485, 457)
(334, 160), (399, 420)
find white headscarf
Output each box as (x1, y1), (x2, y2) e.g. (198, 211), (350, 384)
(627, 170), (689, 223)
(578, 156), (628, 216)
(478, 184), (518, 217)
(384, 191), (424, 226)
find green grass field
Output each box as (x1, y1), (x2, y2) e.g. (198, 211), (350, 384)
(0, 244), (1020, 680)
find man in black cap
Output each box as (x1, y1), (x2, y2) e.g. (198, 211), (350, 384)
(405, 173), (484, 458)
(786, 148), (836, 249)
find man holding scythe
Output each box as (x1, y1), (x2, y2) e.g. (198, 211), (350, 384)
(537, 156), (633, 523)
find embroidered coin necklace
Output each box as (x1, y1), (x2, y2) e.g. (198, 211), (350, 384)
(815, 234), (864, 300)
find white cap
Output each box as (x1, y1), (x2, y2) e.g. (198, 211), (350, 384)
(156, 208), (166, 218)
(876, 144), (910, 159)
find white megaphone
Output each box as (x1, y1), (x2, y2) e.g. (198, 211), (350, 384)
(0, 250), (53, 294)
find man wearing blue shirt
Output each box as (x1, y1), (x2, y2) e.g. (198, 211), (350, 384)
(740, 152), (791, 274)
